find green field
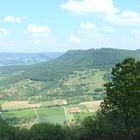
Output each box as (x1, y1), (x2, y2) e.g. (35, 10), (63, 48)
(1, 102), (98, 128)
(2, 105), (27, 111)
(0, 99), (100, 128)
(2, 109), (36, 127)
(0, 100), (7, 105)
(66, 104), (93, 124)
(36, 107), (65, 124)
(66, 111), (95, 125)
(42, 101), (55, 107)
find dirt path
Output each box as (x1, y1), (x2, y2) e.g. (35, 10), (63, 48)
(63, 106), (69, 126)
(0, 112), (5, 120)
(34, 109), (38, 124)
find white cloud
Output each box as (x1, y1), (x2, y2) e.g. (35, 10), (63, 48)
(106, 10), (140, 25)
(0, 28), (10, 36)
(69, 34), (80, 43)
(4, 16), (26, 23)
(60, 0), (117, 14)
(24, 24), (51, 34)
(80, 22), (96, 31)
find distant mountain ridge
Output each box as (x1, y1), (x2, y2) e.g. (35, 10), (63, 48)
(0, 52), (63, 66)
(48, 48), (140, 68)
(18, 48), (140, 82)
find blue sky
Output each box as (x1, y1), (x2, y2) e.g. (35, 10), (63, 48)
(0, 0), (140, 52)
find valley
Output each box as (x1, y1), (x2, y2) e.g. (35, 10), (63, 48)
(0, 48), (140, 128)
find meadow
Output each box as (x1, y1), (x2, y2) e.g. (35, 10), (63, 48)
(36, 107), (65, 124)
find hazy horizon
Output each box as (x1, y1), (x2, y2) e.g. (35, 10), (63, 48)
(0, 0), (140, 52)
(0, 47), (140, 53)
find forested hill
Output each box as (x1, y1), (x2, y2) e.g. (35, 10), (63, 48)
(16, 48), (140, 81)
(49, 48), (140, 68)
(1, 48), (140, 75)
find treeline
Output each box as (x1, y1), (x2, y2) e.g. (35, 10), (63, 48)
(0, 111), (140, 140)
(0, 57), (140, 140)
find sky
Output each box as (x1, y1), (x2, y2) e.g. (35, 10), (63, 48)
(0, 0), (140, 52)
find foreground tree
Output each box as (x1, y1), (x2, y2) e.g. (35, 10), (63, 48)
(101, 57), (140, 139)
(30, 123), (66, 140)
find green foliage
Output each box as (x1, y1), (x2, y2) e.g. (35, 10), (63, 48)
(1, 49), (140, 139)
(30, 123), (66, 140)
(101, 57), (140, 139)
(0, 118), (30, 140)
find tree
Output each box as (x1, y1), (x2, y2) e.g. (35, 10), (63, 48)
(101, 57), (140, 139)
(30, 123), (66, 140)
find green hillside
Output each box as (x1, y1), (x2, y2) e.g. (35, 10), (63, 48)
(48, 48), (140, 68)
(0, 48), (140, 101)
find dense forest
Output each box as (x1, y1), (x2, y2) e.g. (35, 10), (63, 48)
(0, 57), (140, 140)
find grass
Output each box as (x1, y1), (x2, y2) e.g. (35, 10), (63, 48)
(0, 100), (7, 105)
(66, 103), (96, 124)
(2, 109), (37, 128)
(42, 101), (55, 107)
(2, 105), (26, 111)
(2, 109), (36, 119)
(67, 113), (75, 123)
(67, 112), (96, 124)
(36, 107), (65, 124)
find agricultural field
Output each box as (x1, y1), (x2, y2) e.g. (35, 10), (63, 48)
(36, 107), (65, 124)
(65, 103), (97, 125)
(1, 101), (42, 111)
(42, 100), (55, 107)
(0, 100), (7, 105)
(0, 100), (101, 128)
(2, 109), (37, 128)
(79, 100), (102, 112)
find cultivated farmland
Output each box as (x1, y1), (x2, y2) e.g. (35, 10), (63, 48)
(0, 100), (101, 128)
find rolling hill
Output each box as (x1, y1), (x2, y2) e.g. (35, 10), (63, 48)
(0, 48), (140, 102)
